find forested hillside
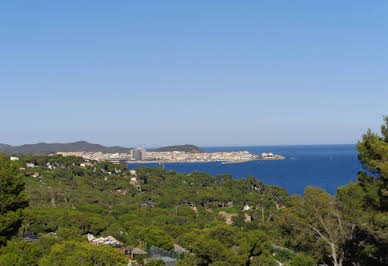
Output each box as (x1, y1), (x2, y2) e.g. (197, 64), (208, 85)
(0, 117), (387, 265)
(152, 145), (204, 153)
(0, 141), (133, 154)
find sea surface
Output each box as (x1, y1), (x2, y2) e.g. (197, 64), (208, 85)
(128, 145), (362, 195)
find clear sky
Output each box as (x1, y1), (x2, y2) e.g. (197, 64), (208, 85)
(1, 1), (387, 147)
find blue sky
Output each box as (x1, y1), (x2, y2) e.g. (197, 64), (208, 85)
(1, 1), (387, 147)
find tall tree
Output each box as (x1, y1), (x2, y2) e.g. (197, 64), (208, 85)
(278, 117), (388, 265)
(0, 152), (29, 245)
(347, 116), (388, 264)
(357, 116), (388, 210)
(279, 186), (351, 266)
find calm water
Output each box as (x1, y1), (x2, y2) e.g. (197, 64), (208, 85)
(128, 145), (362, 195)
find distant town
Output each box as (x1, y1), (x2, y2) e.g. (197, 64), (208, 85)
(57, 148), (285, 164)
(1, 141), (285, 163)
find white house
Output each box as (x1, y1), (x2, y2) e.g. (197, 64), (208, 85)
(243, 204), (252, 211)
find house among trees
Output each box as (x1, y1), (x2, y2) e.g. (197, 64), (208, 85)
(87, 234), (122, 248)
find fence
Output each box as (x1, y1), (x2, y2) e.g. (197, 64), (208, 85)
(21, 235), (39, 242)
(146, 244), (184, 260)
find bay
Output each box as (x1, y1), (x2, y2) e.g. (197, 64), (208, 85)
(128, 144), (362, 195)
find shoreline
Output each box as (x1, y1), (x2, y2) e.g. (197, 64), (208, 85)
(125, 157), (285, 164)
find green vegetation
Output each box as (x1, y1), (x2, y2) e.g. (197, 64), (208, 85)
(0, 140), (132, 155)
(152, 144), (204, 153)
(275, 117), (388, 266)
(0, 153), (289, 265)
(0, 232), (127, 265)
(0, 117), (387, 265)
(0, 152), (29, 246)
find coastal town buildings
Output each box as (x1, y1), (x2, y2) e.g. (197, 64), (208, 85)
(57, 149), (284, 163)
(134, 148), (146, 161)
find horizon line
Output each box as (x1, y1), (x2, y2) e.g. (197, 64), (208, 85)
(1, 140), (357, 148)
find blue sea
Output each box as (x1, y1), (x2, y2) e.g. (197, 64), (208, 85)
(128, 145), (362, 195)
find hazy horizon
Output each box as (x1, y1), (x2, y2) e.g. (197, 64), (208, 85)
(1, 140), (358, 149)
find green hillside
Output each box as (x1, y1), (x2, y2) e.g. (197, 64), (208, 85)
(0, 117), (387, 265)
(1, 141), (133, 155)
(151, 144), (204, 153)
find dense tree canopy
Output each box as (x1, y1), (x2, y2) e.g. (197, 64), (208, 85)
(277, 187), (351, 266)
(357, 116), (388, 210)
(0, 116), (387, 265)
(0, 153), (295, 265)
(275, 117), (388, 265)
(0, 152), (29, 246)
(0, 233), (127, 266)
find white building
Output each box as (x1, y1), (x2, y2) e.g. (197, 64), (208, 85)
(262, 152), (275, 159)
(243, 204), (252, 211)
(134, 148), (146, 161)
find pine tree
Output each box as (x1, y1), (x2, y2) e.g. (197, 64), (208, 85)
(351, 116), (388, 264)
(357, 116), (388, 210)
(0, 151), (29, 245)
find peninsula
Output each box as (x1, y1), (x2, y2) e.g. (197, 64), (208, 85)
(57, 148), (285, 164)
(2, 141), (285, 163)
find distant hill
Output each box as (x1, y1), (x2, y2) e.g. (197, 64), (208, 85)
(0, 141), (133, 155)
(151, 144), (204, 153)
(0, 144), (12, 150)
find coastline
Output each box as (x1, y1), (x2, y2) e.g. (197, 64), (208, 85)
(125, 157), (285, 164)
(221, 157), (285, 164)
